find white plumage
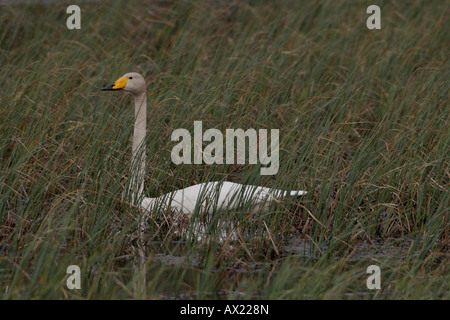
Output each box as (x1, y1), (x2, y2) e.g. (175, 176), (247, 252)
(141, 181), (307, 215)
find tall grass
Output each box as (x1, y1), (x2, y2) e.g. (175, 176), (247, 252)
(0, 0), (448, 299)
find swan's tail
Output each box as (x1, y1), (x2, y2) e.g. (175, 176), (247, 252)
(265, 188), (307, 198)
(289, 190), (307, 196)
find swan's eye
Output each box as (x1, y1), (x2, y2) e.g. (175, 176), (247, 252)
(129, 77), (133, 80)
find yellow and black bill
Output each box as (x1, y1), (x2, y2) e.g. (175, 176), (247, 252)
(101, 77), (128, 91)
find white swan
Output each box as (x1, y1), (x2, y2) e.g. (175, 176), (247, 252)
(101, 72), (307, 219)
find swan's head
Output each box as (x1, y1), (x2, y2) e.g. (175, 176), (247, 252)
(101, 72), (146, 95)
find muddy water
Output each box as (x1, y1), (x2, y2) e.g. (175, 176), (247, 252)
(143, 237), (418, 268)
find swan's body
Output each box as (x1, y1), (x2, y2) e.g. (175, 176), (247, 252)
(141, 181), (306, 215)
(101, 72), (307, 221)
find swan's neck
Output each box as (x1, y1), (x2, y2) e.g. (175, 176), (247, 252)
(130, 92), (147, 204)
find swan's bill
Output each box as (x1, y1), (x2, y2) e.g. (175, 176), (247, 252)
(101, 76), (129, 91)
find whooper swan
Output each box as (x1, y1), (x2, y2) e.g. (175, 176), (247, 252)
(101, 72), (307, 217)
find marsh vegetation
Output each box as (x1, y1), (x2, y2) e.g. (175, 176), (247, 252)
(0, 0), (448, 299)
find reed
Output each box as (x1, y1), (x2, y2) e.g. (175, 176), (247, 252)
(0, 0), (448, 299)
